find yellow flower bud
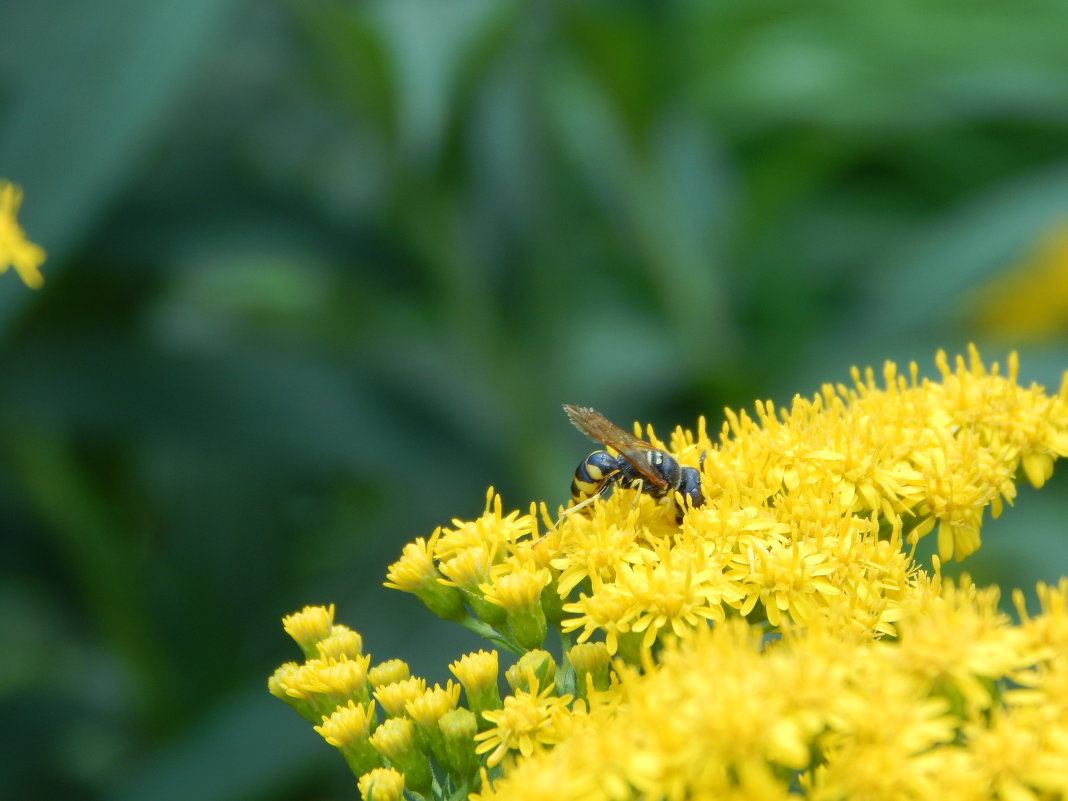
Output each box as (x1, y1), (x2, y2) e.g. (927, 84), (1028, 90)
(356, 767), (404, 801)
(282, 605), (335, 659)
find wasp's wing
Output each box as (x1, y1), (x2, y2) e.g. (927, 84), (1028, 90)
(562, 404), (667, 489)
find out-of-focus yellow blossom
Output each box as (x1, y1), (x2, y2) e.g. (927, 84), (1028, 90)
(475, 578), (1068, 801)
(892, 577), (1034, 714)
(567, 642), (611, 699)
(272, 348), (1068, 801)
(0, 181), (45, 289)
(1014, 577), (1068, 658)
(970, 220), (1068, 342)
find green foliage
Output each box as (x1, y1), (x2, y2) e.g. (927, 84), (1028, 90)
(2, 0), (1068, 798)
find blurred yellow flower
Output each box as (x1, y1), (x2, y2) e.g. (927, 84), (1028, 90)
(970, 220), (1068, 342)
(0, 181), (45, 289)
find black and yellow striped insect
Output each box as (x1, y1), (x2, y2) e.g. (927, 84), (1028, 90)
(562, 404), (704, 520)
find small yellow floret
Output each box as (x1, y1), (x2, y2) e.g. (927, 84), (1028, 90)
(384, 538), (439, 592)
(374, 677), (427, 719)
(450, 650), (499, 695)
(480, 565), (551, 613)
(368, 716), (415, 761)
(439, 545), (496, 591)
(316, 625), (363, 661)
(357, 767), (405, 801)
(406, 681), (462, 728)
(282, 604), (335, 656)
(367, 659), (410, 689)
(267, 662), (301, 701)
(434, 488), (536, 560)
(314, 699), (376, 748)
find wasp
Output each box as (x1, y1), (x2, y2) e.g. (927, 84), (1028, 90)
(562, 404), (704, 520)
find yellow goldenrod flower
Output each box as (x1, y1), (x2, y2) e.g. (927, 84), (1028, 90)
(549, 501), (647, 597)
(614, 537), (740, 652)
(439, 544), (497, 591)
(1013, 578), (1068, 657)
(438, 707), (480, 780)
(735, 538), (842, 627)
(314, 700), (381, 777)
(374, 676), (427, 719)
(368, 715), (417, 761)
(357, 766), (405, 801)
(267, 662), (324, 723)
(567, 642), (611, 699)
(405, 681), (463, 773)
(277, 655), (372, 717)
(450, 649), (499, 694)
(480, 563), (551, 650)
(315, 625), (363, 662)
(267, 661), (301, 701)
(435, 488), (536, 561)
(405, 681), (462, 729)
(450, 650), (502, 727)
(475, 677), (574, 767)
(504, 652), (556, 695)
(282, 604), (335, 659)
(367, 659), (410, 689)
(560, 579), (638, 661)
(0, 181), (45, 289)
(315, 655), (372, 703)
(368, 717), (433, 795)
(962, 706), (1068, 800)
(439, 544), (507, 625)
(315, 699), (377, 746)
(893, 577), (1034, 714)
(384, 535), (466, 621)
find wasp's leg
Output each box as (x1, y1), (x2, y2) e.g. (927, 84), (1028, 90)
(557, 492), (601, 523)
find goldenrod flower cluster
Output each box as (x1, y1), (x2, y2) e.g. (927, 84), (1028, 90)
(0, 180), (45, 289)
(271, 348), (1068, 801)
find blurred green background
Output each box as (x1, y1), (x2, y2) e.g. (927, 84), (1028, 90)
(4, 0), (1068, 799)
